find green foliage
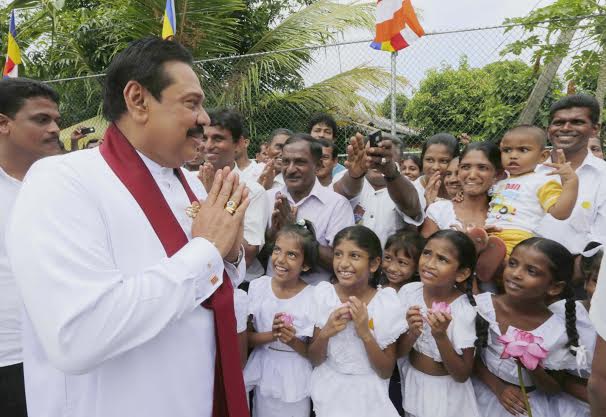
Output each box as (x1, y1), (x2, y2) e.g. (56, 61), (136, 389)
(404, 58), (562, 141)
(379, 93), (409, 123)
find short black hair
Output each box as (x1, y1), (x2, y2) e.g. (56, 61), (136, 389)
(268, 128), (293, 145)
(317, 138), (338, 159)
(549, 94), (601, 125)
(0, 78), (59, 118)
(208, 108), (244, 142)
(502, 124), (547, 149)
(420, 133), (460, 166)
(102, 37), (194, 122)
(307, 113), (337, 136)
(460, 141), (502, 170)
(283, 133), (323, 164)
(401, 153), (421, 169)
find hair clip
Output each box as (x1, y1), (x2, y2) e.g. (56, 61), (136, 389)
(296, 219), (307, 229)
(582, 244), (603, 258)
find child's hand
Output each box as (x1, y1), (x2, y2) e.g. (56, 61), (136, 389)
(495, 383), (527, 416)
(349, 296), (372, 341)
(278, 323), (297, 345)
(406, 306), (424, 338)
(426, 311), (452, 339)
(544, 149), (578, 185)
(272, 312), (286, 341)
(320, 305), (351, 339)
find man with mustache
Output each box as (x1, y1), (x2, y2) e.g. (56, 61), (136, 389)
(6, 38), (249, 417)
(258, 128), (292, 190)
(200, 108), (269, 283)
(0, 78), (62, 417)
(536, 94), (606, 255)
(266, 133), (354, 284)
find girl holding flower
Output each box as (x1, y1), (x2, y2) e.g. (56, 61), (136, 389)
(244, 220), (318, 417)
(473, 237), (580, 417)
(397, 230), (481, 417)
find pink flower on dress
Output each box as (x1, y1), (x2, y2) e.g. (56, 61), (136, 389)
(280, 313), (294, 327)
(497, 329), (549, 370)
(430, 301), (451, 315)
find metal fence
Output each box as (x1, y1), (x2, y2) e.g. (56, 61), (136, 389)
(50, 19), (589, 154)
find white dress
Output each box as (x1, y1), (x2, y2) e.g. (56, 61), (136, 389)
(234, 289), (249, 334)
(244, 276), (315, 417)
(310, 282), (406, 417)
(425, 200), (462, 230)
(549, 300), (596, 417)
(473, 293), (578, 417)
(398, 282), (480, 417)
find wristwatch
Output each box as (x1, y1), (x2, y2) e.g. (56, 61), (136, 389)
(226, 245), (245, 267)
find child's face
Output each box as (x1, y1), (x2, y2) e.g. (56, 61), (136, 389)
(383, 247), (416, 287)
(444, 157), (462, 197)
(400, 159), (421, 181)
(418, 238), (468, 289)
(499, 132), (548, 176)
(333, 239), (380, 288)
(422, 144), (452, 177)
(503, 246), (563, 301)
(272, 234), (307, 283)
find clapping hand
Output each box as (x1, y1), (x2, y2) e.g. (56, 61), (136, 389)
(320, 305), (351, 339)
(424, 172), (441, 205)
(271, 193), (297, 232)
(344, 133), (368, 179)
(258, 159), (276, 190)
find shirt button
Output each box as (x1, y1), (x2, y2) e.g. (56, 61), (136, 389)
(370, 215), (374, 219)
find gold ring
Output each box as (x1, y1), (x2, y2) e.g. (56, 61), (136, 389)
(185, 202), (201, 219)
(225, 200), (238, 215)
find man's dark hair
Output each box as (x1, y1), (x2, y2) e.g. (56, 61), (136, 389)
(549, 94), (601, 125)
(317, 138), (338, 159)
(283, 133), (323, 164)
(0, 78), (59, 118)
(208, 108), (244, 142)
(102, 37), (193, 122)
(307, 113), (337, 136)
(268, 128), (293, 144)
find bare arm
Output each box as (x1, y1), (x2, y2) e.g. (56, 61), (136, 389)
(562, 373), (588, 403)
(589, 336), (606, 416)
(421, 217), (440, 238)
(397, 330), (419, 358)
(308, 306), (350, 367)
(385, 174), (422, 219)
(527, 366), (563, 394)
(428, 312), (474, 382)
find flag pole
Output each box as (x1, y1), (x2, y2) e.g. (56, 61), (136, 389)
(390, 51), (397, 135)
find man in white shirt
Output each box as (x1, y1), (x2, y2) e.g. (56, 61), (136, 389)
(258, 128), (292, 190)
(536, 94), (606, 255)
(235, 127), (264, 182)
(266, 133), (355, 284)
(308, 112), (346, 176)
(201, 108), (270, 281)
(6, 37), (249, 417)
(316, 138), (338, 186)
(333, 134), (422, 247)
(0, 78), (63, 417)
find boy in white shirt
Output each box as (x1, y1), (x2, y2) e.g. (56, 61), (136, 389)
(486, 125), (578, 255)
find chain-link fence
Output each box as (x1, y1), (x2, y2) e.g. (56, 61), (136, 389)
(50, 18), (591, 154)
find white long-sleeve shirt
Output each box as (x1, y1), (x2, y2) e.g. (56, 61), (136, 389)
(6, 148), (244, 417)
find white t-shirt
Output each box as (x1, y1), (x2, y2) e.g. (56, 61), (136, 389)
(0, 165), (22, 366)
(537, 153), (606, 254)
(486, 170), (561, 233)
(239, 160), (265, 183)
(350, 179), (423, 248)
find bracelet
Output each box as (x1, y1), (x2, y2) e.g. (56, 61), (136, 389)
(349, 171), (366, 180)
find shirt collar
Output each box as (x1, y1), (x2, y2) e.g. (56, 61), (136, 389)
(0, 164), (23, 185)
(281, 178), (328, 206)
(137, 151), (174, 178)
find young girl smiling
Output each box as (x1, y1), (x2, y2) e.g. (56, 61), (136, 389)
(308, 226), (406, 417)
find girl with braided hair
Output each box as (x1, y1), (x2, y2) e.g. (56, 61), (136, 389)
(396, 230), (480, 417)
(549, 242), (602, 417)
(472, 237), (580, 417)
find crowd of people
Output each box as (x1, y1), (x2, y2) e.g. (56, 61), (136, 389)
(2, 36), (606, 417)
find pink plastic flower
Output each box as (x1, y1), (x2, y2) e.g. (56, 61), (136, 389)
(430, 301), (451, 315)
(497, 329), (549, 370)
(280, 313), (294, 327)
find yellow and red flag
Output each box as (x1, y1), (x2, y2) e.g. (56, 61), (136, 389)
(162, 0), (176, 39)
(371, 0), (425, 52)
(3, 11), (22, 78)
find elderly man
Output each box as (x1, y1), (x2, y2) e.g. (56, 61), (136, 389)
(0, 78), (63, 417)
(6, 38), (249, 417)
(266, 133), (354, 284)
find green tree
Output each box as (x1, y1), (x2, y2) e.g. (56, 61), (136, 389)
(403, 58), (562, 140)
(379, 93), (409, 123)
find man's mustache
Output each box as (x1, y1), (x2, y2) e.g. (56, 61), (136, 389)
(187, 125), (205, 139)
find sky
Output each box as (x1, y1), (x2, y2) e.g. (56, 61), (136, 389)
(304, 0), (558, 100)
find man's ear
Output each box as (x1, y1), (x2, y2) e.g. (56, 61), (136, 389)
(123, 80), (150, 124)
(0, 113), (11, 136)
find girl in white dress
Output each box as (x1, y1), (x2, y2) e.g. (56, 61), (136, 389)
(473, 237), (580, 417)
(308, 225), (406, 417)
(549, 242), (602, 417)
(244, 220), (318, 417)
(397, 230), (480, 417)
(234, 288), (249, 368)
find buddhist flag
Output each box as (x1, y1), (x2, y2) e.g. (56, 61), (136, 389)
(162, 0), (177, 39)
(371, 0), (425, 52)
(3, 11), (22, 78)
